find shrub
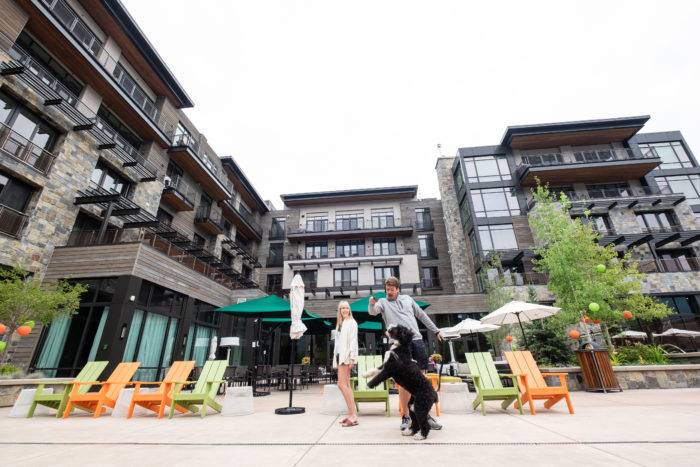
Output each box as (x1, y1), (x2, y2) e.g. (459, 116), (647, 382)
(522, 321), (576, 366)
(612, 344), (669, 365)
(0, 364), (20, 377)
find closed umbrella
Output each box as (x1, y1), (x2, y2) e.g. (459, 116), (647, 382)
(208, 335), (218, 360)
(481, 301), (560, 347)
(275, 274), (306, 415)
(653, 328), (700, 338)
(612, 330), (648, 340)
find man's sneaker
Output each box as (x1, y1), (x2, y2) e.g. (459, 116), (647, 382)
(399, 416), (411, 431)
(428, 415), (442, 430)
(401, 428), (414, 436)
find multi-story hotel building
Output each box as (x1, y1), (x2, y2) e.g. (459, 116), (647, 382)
(0, 0), (266, 378)
(436, 116), (700, 346)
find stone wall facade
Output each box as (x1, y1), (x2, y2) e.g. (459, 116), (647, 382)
(541, 365), (700, 391)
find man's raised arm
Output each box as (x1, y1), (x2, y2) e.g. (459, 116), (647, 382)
(411, 297), (443, 340)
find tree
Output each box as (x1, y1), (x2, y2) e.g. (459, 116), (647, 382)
(0, 266), (87, 364)
(527, 184), (672, 346)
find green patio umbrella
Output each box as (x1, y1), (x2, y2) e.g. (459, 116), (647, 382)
(358, 321), (384, 333)
(350, 292), (431, 323)
(262, 312), (332, 335)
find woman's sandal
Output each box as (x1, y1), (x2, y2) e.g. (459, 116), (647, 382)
(341, 419), (359, 427)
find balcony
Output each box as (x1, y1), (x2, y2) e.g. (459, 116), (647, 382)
(418, 247), (439, 260)
(34, 0), (177, 143)
(269, 226), (286, 240)
(285, 250), (413, 267)
(287, 219), (414, 241)
(638, 257), (700, 274)
(416, 218), (434, 231)
(161, 175), (196, 211)
(0, 121), (56, 174)
(516, 148), (661, 186)
(222, 237), (261, 268)
(194, 206), (226, 236)
(90, 116), (158, 182)
(420, 277), (442, 289)
(168, 133), (233, 200)
(267, 255), (284, 267)
(0, 204), (29, 238)
(219, 198), (262, 240)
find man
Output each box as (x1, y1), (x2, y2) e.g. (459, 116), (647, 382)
(369, 276), (444, 431)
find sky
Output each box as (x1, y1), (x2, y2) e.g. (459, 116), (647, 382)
(122, 0), (700, 206)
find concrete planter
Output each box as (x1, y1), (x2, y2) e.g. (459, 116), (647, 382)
(541, 364), (700, 391)
(0, 378), (73, 407)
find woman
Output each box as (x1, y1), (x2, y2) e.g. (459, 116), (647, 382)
(333, 300), (359, 427)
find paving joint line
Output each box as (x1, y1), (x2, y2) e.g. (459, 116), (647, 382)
(1, 441), (698, 447)
(293, 413), (339, 466)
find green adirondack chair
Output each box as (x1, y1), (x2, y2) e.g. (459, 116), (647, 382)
(351, 355), (390, 416)
(465, 352), (523, 416)
(169, 360), (227, 418)
(27, 361), (108, 418)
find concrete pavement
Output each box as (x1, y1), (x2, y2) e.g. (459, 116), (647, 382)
(1, 387), (698, 466)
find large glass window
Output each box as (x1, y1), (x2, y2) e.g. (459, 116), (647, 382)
(478, 224), (518, 251)
(639, 142), (693, 169)
(112, 63), (157, 119)
(266, 274), (283, 296)
(294, 270), (318, 289)
(373, 238), (397, 256)
(90, 162), (130, 196)
(635, 211), (676, 232)
(267, 242), (284, 266)
(418, 234), (437, 258)
(96, 105), (142, 150)
(453, 166), (464, 192)
(305, 214), (328, 232)
(305, 242), (328, 259)
(0, 171), (33, 212)
(655, 175), (700, 205)
(335, 239), (365, 257)
(464, 156), (511, 183)
(0, 91), (58, 154)
(335, 211), (364, 230)
(657, 296), (695, 315)
(577, 214), (612, 234)
(43, 0), (103, 56)
(184, 323), (216, 368)
(371, 209), (395, 228)
(374, 266), (400, 285)
(334, 268), (358, 286)
(585, 183), (631, 199)
(15, 32), (83, 98)
(420, 266), (441, 289)
(471, 187), (519, 218)
(415, 208), (433, 230)
(459, 193), (472, 228)
(270, 217), (286, 239)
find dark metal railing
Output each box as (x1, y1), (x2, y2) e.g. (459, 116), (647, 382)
(416, 218), (434, 231)
(638, 257), (700, 273)
(0, 121), (56, 174)
(0, 204), (29, 238)
(335, 280), (358, 287)
(170, 132), (235, 195)
(224, 199), (261, 236)
(93, 116), (158, 179)
(500, 271), (549, 286)
(269, 226), (286, 240)
(567, 186), (675, 201)
(289, 219), (411, 235)
(288, 248), (405, 261)
(639, 224), (683, 234)
(419, 247), (438, 259)
(420, 277), (441, 289)
(516, 148), (658, 177)
(267, 255), (284, 267)
(195, 206), (226, 231)
(163, 174), (197, 206)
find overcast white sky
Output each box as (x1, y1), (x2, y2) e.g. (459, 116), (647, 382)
(122, 0), (700, 206)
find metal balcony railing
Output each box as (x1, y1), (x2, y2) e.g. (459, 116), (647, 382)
(0, 204), (29, 238)
(39, 0), (177, 136)
(289, 219), (412, 235)
(516, 148), (658, 176)
(638, 257), (700, 273)
(288, 249), (406, 261)
(269, 226), (286, 240)
(419, 247), (438, 259)
(0, 121), (56, 174)
(335, 280), (358, 287)
(638, 224), (683, 234)
(420, 277), (441, 289)
(195, 206), (226, 231)
(170, 132), (235, 195)
(164, 174), (197, 206)
(565, 186), (675, 201)
(92, 116), (158, 180)
(416, 218), (434, 231)
(266, 255), (284, 267)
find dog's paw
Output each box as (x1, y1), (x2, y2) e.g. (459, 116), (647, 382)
(362, 368), (380, 378)
(413, 433), (427, 441)
(401, 429), (415, 437)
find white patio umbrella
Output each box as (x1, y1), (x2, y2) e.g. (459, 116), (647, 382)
(208, 335), (218, 360)
(275, 274), (306, 415)
(612, 330), (648, 340)
(652, 328), (700, 338)
(440, 318), (500, 356)
(289, 274), (307, 340)
(481, 301), (561, 347)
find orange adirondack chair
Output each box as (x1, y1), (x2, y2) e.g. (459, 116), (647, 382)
(63, 362), (140, 418)
(503, 350), (574, 415)
(127, 361), (195, 418)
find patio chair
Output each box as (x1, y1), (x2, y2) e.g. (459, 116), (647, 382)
(63, 362), (140, 418)
(503, 350), (574, 415)
(27, 361), (108, 418)
(169, 360), (227, 418)
(351, 355), (390, 416)
(127, 361), (195, 418)
(465, 352), (523, 416)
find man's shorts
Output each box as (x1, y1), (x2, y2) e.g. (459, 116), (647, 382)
(410, 339), (429, 371)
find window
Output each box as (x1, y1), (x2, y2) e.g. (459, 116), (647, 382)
(221, 250), (234, 267)
(639, 142), (693, 169)
(112, 63), (157, 119)
(459, 193), (472, 228)
(172, 122), (195, 148)
(635, 212), (677, 232)
(90, 163), (130, 196)
(655, 175), (700, 205)
(478, 224), (518, 251)
(374, 266), (399, 285)
(334, 268), (358, 286)
(156, 208), (172, 226)
(420, 267), (441, 289)
(294, 270), (318, 289)
(418, 234), (437, 259)
(241, 265), (252, 279)
(469, 230), (478, 257)
(0, 171), (33, 212)
(0, 91), (58, 154)
(266, 274), (283, 296)
(657, 250), (696, 273)
(305, 242), (328, 259)
(96, 106), (142, 150)
(267, 243), (284, 267)
(270, 217), (286, 239)
(371, 209), (395, 228)
(521, 153), (563, 166)
(336, 239), (365, 257)
(305, 214), (328, 232)
(470, 187), (519, 218)
(657, 296), (696, 315)
(42, 0), (103, 56)
(464, 155), (511, 183)
(453, 166), (464, 192)
(577, 215), (612, 234)
(373, 238), (397, 256)
(585, 183), (631, 199)
(415, 208), (433, 230)
(15, 32), (83, 98)
(335, 211), (364, 230)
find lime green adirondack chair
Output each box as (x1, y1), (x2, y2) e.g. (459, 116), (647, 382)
(169, 360), (227, 418)
(27, 361), (108, 418)
(465, 352), (523, 416)
(351, 355), (390, 416)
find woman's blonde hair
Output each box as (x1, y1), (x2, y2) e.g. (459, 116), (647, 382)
(336, 300), (352, 329)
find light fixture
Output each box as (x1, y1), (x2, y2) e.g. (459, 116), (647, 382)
(120, 324), (127, 340)
(129, 295), (135, 302)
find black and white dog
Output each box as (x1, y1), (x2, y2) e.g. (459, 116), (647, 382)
(365, 325), (438, 440)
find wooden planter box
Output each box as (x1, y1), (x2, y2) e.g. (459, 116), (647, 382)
(575, 349), (622, 392)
